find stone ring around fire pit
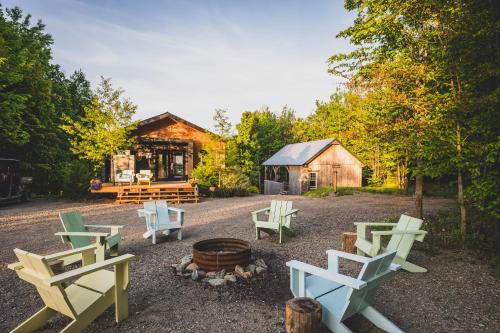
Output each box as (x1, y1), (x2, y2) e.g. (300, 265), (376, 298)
(192, 238), (251, 272)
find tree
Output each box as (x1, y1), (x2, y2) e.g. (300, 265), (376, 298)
(0, 5), (94, 193)
(235, 106), (298, 184)
(61, 77), (138, 170)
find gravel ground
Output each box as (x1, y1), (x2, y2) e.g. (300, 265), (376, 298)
(0, 193), (499, 333)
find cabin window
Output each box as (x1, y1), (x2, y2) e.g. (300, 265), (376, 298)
(308, 172), (318, 190)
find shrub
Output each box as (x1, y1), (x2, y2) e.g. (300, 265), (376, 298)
(61, 159), (94, 199)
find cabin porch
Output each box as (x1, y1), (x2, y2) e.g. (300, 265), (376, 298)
(91, 181), (199, 204)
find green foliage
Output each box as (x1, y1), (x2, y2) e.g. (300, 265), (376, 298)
(235, 106), (298, 184)
(61, 159), (94, 199)
(336, 187), (354, 196)
(61, 77), (137, 170)
(0, 6), (93, 193)
(321, 0), (499, 240)
(418, 207), (500, 266)
(303, 186), (335, 198)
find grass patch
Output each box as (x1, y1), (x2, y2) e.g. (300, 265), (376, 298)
(303, 186), (335, 197)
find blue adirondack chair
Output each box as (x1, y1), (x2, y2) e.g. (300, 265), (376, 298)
(287, 250), (403, 333)
(137, 200), (185, 244)
(252, 200), (299, 243)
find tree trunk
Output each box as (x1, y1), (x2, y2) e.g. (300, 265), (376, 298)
(285, 297), (322, 333)
(456, 122), (467, 239)
(415, 160), (424, 219)
(457, 169), (466, 237)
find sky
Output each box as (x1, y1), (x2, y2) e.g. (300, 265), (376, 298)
(2, 0), (356, 131)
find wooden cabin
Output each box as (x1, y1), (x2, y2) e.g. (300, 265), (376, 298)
(262, 138), (363, 195)
(106, 112), (217, 183)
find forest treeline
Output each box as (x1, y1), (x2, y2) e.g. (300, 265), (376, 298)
(0, 6), (136, 196)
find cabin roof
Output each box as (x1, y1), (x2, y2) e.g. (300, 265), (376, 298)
(138, 111), (207, 133)
(262, 138), (337, 166)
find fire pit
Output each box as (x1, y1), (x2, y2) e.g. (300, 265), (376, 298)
(192, 238), (251, 271)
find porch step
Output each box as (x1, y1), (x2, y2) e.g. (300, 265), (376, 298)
(116, 186), (199, 204)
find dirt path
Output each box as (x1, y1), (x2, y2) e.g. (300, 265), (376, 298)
(0, 193), (498, 332)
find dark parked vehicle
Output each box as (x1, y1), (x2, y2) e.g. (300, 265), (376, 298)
(0, 158), (32, 203)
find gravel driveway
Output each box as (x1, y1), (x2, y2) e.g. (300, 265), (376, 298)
(0, 193), (498, 332)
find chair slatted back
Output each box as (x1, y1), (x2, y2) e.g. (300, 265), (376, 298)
(340, 251), (396, 321)
(59, 211), (92, 248)
(143, 201), (156, 213)
(386, 214), (423, 258)
(155, 200), (171, 225)
(13, 249), (76, 318)
(268, 200), (293, 227)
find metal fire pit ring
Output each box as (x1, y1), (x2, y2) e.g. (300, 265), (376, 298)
(192, 238), (251, 272)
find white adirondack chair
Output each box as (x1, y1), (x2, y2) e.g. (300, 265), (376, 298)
(355, 214), (427, 273)
(137, 200), (184, 244)
(287, 250), (402, 333)
(116, 170), (134, 185)
(136, 169), (152, 185)
(252, 200), (299, 243)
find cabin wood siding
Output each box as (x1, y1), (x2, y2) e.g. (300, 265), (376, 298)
(134, 117), (215, 177)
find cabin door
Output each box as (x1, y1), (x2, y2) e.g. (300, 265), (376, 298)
(170, 152), (185, 179)
(156, 151), (185, 180)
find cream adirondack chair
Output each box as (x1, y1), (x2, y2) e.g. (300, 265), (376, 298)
(55, 211), (123, 265)
(355, 214), (427, 273)
(135, 170), (152, 185)
(287, 250), (402, 333)
(252, 200), (299, 243)
(8, 245), (134, 333)
(137, 200), (185, 244)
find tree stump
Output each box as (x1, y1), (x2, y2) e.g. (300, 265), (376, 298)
(341, 232), (357, 254)
(285, 297), (322, 333)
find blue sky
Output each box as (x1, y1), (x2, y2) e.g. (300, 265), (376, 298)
(3, 0), (355, 130)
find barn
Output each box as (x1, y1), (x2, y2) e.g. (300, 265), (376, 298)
(262, 138), (363, 195)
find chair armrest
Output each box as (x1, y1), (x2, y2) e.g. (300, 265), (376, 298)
(45, 254), (135, 286)
(168, 207), (185, 213)
(137, 209), (155, 215)
(251, 207), (271, 215)
(84, 224), (124, 229)
(7, 262), (24, 270)
(55, 231), (109, 237)
(282, 209), (299, 217)
(371, 230), (427, 236)
(8, 245), (98, 271)
(390, 263), (401, 271)
(354, 222), (398, 226)
(286, 260), (367, 290)
(326, 250), (370, 264)
(44, 245), (97, 261)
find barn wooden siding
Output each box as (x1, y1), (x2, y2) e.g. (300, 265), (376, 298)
(284, 143), (362, 195)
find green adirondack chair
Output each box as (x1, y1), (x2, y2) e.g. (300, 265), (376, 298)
(252, 200), (299, 243)
(8, 245), (134, 333)
(355, 214), (427, 273)
(55, 211), (123, 265)
(287, 250), (402, 333)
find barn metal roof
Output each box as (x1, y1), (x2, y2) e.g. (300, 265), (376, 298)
(262, 138), (336, 166)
